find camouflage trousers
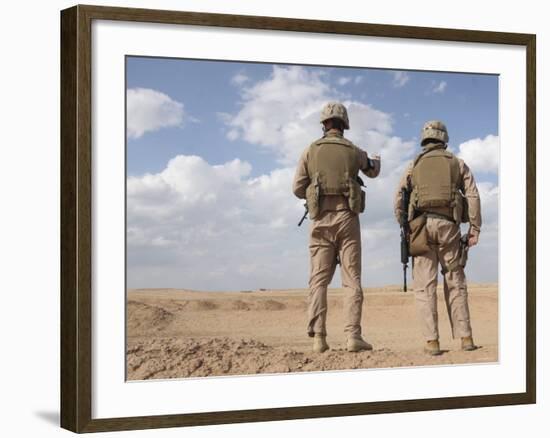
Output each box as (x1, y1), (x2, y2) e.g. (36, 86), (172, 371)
(307, 209), (363, 338)
(412, 217), (473, 341)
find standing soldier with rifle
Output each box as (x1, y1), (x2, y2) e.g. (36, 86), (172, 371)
(394, 121), (482, 356)
(293, 102), (381, 353)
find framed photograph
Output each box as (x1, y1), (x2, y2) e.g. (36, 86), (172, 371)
(60, 4), (536, 433)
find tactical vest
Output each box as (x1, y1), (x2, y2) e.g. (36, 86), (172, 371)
(410, 146), (461, 221)
(305, 134), (363, 219)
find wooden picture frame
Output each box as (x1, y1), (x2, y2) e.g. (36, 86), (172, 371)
(60, 4), (536, 433)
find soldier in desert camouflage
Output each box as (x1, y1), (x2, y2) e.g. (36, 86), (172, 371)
(394, 121), (482, 355)
(293, 102), (381, 353)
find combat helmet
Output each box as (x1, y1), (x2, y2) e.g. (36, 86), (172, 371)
(320, 102), (350, 130)
(421, 120), (449, 145)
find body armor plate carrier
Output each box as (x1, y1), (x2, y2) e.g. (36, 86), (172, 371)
(305, 135), (363, 220)
(410, 146), (461, 221)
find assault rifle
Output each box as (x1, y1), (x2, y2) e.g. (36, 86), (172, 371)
(298, 203), (308, 227)
(400, 187), (411, 292)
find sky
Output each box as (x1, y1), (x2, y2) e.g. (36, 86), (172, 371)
(126, 56), (499, 290)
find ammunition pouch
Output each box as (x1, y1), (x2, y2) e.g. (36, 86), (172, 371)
(408, 213), (430, 256)
(348, 177), (365, 214)
(307, 174), (365, 219)
(305, 180), (320, 220)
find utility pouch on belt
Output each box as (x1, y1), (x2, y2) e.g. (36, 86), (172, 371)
(348, 177), (365, 214)
(306, 174), (321, 220)
(408, 214), (430, 256)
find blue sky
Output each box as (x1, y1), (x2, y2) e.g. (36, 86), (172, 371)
(127, 57), (498, 179)
(126, 56), (499, 290)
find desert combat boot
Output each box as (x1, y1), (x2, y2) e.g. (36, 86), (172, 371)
(346, 335), (373, 352)
(461, 336), (477, 351)
(312, 334), (329, 353)
(424, 339), (442, 356)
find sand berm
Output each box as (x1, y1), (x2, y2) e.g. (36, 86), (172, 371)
(126, 284), (498, 380)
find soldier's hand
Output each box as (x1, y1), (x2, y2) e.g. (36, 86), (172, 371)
(468, 234), (479, 247)
(365, 154), (381, 178)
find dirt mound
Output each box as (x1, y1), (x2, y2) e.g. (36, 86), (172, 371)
(127, 338), (271, 380)
(191, 300), (219, 311)
(127, 337), (498, 380)
(125, 337), (433, 380)
(257, 299), (286, 311)
(231, 300), (251, 311)
(164, 300), (189, 312)
(127, 301), (174, 335)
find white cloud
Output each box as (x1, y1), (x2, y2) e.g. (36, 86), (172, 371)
(457, 134), (499, 174)
(432, 80), (447, 93)
(338, 76), (352, 86)
(127, 88), (185, 139)
(226, 129), (239, 141)
(128, 152), (498, 289)
(354, 76), (364, 85)
(224, 65), (396, 165)
(463, 181), (499, 281)
(477, 181), (499, 223)
(231, 72), (249, 86)
(391, 71), (410, 88)
(127, 155), (308, 290)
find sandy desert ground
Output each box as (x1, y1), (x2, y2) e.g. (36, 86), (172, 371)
(126, 284), (498, 380)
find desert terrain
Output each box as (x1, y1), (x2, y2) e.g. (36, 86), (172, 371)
(126, 284), (498, 380)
